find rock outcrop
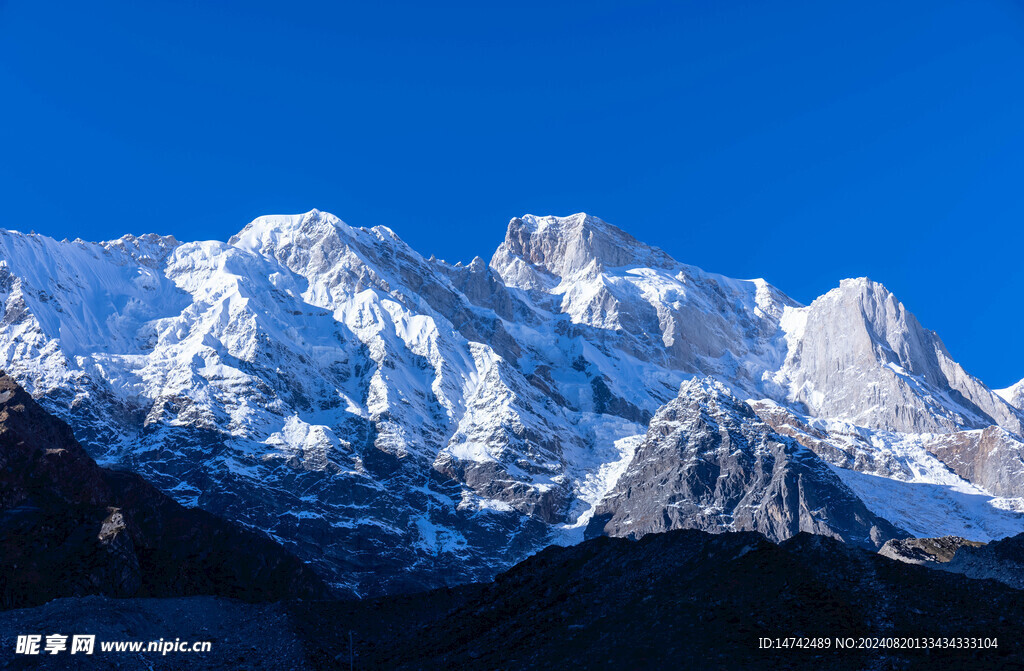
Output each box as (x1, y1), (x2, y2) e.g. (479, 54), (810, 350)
(878, 536), (985, 565)
(923, 426), (1024, 498)
(584, 378), (905, 549)
(880, 532), (1024, 592)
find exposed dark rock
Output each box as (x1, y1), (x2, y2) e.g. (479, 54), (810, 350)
(878, 533), (1024, 594)
(879, 536), (986, 565)
(585, 378), (906, 549)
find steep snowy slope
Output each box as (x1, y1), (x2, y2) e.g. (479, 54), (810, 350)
(0, 210), (1020, 593)
(0, 213), (658, 593)
(751, 400), (1024, 540)
(998, 379), (1024, 411)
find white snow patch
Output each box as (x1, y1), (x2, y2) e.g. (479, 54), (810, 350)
(554, 417), (645, 545)
(833, 466), (1024, 541)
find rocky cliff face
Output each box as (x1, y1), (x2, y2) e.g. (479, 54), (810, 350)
(923, 427), (1024, 498)
(749, 399), (1024, 541)
(489, 213), (796, 397)
(0, 374), (328, 609)
(771, 278), (1022, 435)
(0, 210), (1019, 594)
(584, 379), (904, 549)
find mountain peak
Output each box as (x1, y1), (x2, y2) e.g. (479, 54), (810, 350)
(835, 275), (895, 298)
(676, 376), (748, 410)
(817, 276), (914, 335)
(667, 377), (762, 425)
(587, 376), (905, 549)
(227, 208), (354, 249)
(780, 275), (1024, 434)
(492, 213), (676, 281)
(515, 212), (601, 233)
(838, 275), (874, 288)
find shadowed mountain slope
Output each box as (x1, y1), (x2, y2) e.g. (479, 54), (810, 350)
(0, 374), (328, 609)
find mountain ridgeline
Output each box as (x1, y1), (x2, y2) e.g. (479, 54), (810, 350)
(0, 210), (1020, 595)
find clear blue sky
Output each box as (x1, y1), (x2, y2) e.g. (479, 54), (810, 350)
(1, 1), (1022, 388)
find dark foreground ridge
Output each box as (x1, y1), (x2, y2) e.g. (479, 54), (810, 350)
(880, 535), (1024, 592)
(292, 530), (1023, 670)
(2, 529), (1022, 669)
(0, 373), (329, 609)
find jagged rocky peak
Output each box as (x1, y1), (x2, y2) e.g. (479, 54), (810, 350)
(803, 276), (936, 378)
(779, 276), (1023, 434)
(491, 212), (677, 284)
(586, 376), (905, 549)
(675, 376), (754, 416)
(0, 207), (1021, 601)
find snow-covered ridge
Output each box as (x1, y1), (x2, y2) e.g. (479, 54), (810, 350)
(998, 379), (1024, 411)
(0, 209), (1020, 594)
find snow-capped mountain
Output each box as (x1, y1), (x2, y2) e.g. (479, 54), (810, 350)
(0, 210), (1020, 594)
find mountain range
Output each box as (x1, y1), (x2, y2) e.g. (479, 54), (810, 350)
(0, 210), (1021, 595)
